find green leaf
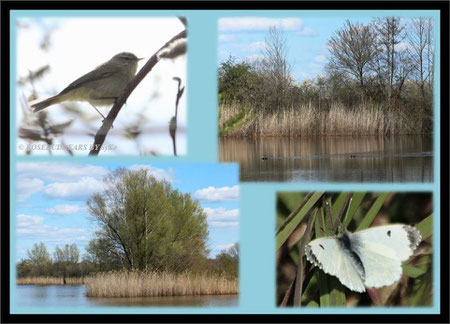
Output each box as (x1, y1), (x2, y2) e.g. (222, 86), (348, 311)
(318, 271), (330, 306)
(416, 214), (432, 240)
(403, 263), (427, 278)
(356, 193), (389, 231)
(276, 192), (323, 250)
(329, 277), (346, 306)
(306, 300), (319, 307)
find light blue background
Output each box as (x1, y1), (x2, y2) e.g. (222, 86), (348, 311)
(10, 9), (441, 315)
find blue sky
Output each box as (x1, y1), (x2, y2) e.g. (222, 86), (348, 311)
(218, 16), (391, 82)
(16, 162), (239, 262)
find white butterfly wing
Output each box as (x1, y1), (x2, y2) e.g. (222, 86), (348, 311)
(355, 225), (422, 261)
(306, 237), (366, 293)
(352, 225), (422, 288)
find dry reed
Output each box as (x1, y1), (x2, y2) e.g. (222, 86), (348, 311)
(17, 276), (85, 285)
(219, 102), (424, 137)
(85, 271), (239, 298)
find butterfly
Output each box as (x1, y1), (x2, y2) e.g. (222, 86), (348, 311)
(305, 224), (422, 293)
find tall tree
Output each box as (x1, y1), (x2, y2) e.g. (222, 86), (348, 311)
(373, 17), (412, 105)
(407, 18), (434, 96)
(215, 243), (239, 278)
(26, 242), (52, 276)
(259, 26), (293, 111)
(327, 20), (378, 97)
(86, 168), (209, 272)
(53, 244), (80, 282)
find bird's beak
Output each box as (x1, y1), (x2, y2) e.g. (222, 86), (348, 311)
(137, 57), (145, 61)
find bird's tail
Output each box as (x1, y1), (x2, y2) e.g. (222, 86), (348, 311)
(28, 95), (61, 113)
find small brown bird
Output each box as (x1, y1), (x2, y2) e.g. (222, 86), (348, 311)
(29, 52), (143, 118)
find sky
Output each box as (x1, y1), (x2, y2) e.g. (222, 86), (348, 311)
(218, 16), (405, 82)
(16, 17), (186, 155)
(15, 162), (239, 262)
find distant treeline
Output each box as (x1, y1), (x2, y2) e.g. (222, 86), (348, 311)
(219, 17), (434, 136)
(17, 241), (239, 282)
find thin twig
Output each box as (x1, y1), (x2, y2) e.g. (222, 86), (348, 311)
(88, 29), (187, 156)
(276, 192), (313, 234)
(170, 77), (184, 156)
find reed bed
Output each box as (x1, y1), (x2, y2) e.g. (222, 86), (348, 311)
(219, 102), (424, 137)
(17, 276), (85, 285)
(85, 271), (239, 298)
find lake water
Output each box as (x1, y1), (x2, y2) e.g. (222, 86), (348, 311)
(219, 135), (433, 182)
(15, 285), (239, 308)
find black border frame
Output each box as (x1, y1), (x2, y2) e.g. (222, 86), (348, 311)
(1, 1), (449, 323)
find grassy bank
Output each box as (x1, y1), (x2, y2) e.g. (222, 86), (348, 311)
(219, 102), (429, 137)
(17, 276), (85, 285)
(85, 271), (239, 298)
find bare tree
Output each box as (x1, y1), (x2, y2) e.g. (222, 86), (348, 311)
(373, 17), (413, 105)
(407, 18), (434, 96)
(327, 20), (378, 97)
(260, 26), (293, 111)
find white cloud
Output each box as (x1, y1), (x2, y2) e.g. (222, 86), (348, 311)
(17, 214), (44, 229)
(205, 207), (239, 229)
(128, 164), (175, 182)
(247, 41), (267, 52)
(219, 34), (235, 42)
(46, 204), (84, 215)
(209, 221), (239, 229)
(214, 243), (236, 251)
(44, 176), (104, 200)
(17, 177), (44, 201)
(17, 213), (90, 243)
(234, 41), (267, 53)
(204, 207), (239, 221)
(314, 55), (326, 63)
(396, 42), (413, 52)
(219, 17), (303, 32)
(194, 185), (239, 202)
(17, 163), (109, 182)
(297, 26), (318, 36)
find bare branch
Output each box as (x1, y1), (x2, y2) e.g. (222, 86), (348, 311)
(88, 29), (187, 156)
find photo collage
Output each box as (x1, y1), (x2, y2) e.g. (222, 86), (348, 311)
(3, 3), (447, 320)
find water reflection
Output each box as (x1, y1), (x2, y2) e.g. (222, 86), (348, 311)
(16, 285), (238, 308)
(219, 135), (433, 182)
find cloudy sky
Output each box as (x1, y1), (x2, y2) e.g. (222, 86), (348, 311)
(15, 16), (186, 155)
(218, 16), (397, 82)
(15, 162), (239, 262)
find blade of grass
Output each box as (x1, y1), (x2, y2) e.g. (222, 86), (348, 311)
(319, 206), (326, 236)
(416, 214), (432, 240)
(331, 192), (348, 221)
(294, 209), (317, 306)
(276, 192), (323, 250)
(324, 196), (333, 236)
(332, 193), (352, 231)
(280, 280), (294, 307)
(343, 192), (366, 228)
(276, 192), (314, 234)
(356, 192), (389, 231)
